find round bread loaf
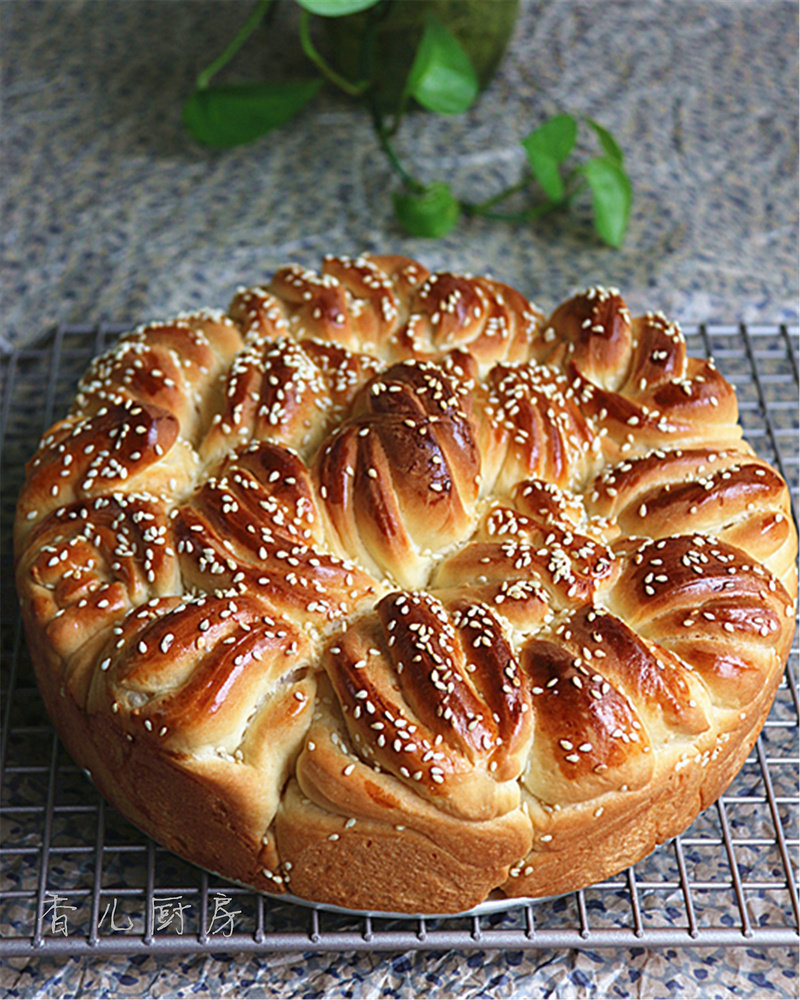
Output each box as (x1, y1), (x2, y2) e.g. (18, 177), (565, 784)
(15, 255), (797, 914)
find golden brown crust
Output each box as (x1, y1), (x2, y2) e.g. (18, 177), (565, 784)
(14, 257), (798, 915)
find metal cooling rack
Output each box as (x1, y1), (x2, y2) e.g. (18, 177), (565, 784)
(1, 322), (798, 957)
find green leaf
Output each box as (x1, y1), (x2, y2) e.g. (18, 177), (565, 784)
(183, 79), (322, 147)
(406, 17), (479, 115)
(585, 117), (624, 164)
(393, 182), (461, 238)
(528, 155), (565, 202)
(523, 114), (578, 163)
(521, 114), (578, 201)
(295, 0), (381, 16)
(580, 157), (632, 247)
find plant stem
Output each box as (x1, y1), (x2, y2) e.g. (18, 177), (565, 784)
(462, 198), (564, 224)
(196, 0), (274, 89)
(462, 177), (531, 216)
(386, 93), (410, 138)
(299, 11), (370, 97)
(374, 120), (423, 191)
(360, 2), (421, 188)
(564, 165), (589, 195)
(463, 168), (590, 222)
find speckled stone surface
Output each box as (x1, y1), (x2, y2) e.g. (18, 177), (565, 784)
(1, 0), (798, 355)
(1, 2), (799, 998)
(1, 945), (798, 998)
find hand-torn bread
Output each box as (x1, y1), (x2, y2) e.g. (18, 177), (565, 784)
(15, 255), (797, 914)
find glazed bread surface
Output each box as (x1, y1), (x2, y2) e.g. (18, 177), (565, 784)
(15, 255), (797, 914)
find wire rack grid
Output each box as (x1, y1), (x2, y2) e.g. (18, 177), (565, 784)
(1, 322), (798, 958)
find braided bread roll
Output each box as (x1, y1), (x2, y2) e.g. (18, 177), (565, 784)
(15, 256), (796, 914)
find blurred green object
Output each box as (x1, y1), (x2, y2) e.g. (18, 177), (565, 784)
(323, 0), (519, 110)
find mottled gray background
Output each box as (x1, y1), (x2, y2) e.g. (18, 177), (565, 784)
(1, 0), (798, 354)
(1, 2), (799, 997)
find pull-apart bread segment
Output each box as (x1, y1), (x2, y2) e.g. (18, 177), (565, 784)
(15, 258), (797, 914)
